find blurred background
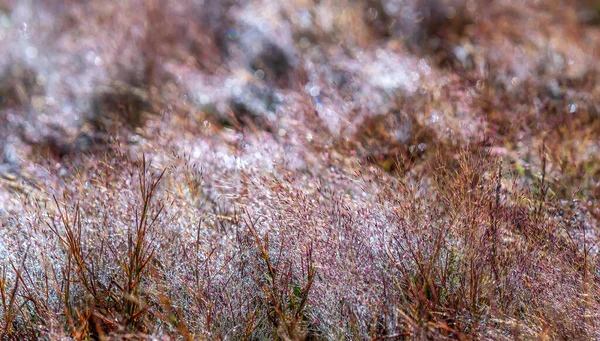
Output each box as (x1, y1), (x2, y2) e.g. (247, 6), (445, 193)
(0, 0), (599, 204)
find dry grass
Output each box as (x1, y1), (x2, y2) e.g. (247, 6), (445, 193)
(1, 0), (600, 340)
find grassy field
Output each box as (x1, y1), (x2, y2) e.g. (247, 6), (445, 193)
(1, 0), (600, 339)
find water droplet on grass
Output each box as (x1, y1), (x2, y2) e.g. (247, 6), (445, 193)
(25, 46), (37, 59)
(254, 69), (265, 80)
(299, 37), (311, 49)
(568, 103), (577, 113)
(309, 86), (320, 97)
(227, 29), (239, 40)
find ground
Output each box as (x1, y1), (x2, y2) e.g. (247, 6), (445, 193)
(0, 0), (600, 340)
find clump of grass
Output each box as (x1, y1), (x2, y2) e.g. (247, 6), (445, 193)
(244, 214), (316, 340)
(349, 108), (437, 174)
(0, 249), (38, 340)
(41, 154), (165, 338)
(0, 63), (43, 110)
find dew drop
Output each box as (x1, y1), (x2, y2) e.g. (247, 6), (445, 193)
(254, 69), (265, 80)
(568, 103), (577, 113)
(309, 86), (320, 97)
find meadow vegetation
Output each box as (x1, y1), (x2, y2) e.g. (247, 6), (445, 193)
(0, 0), (600, 339)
